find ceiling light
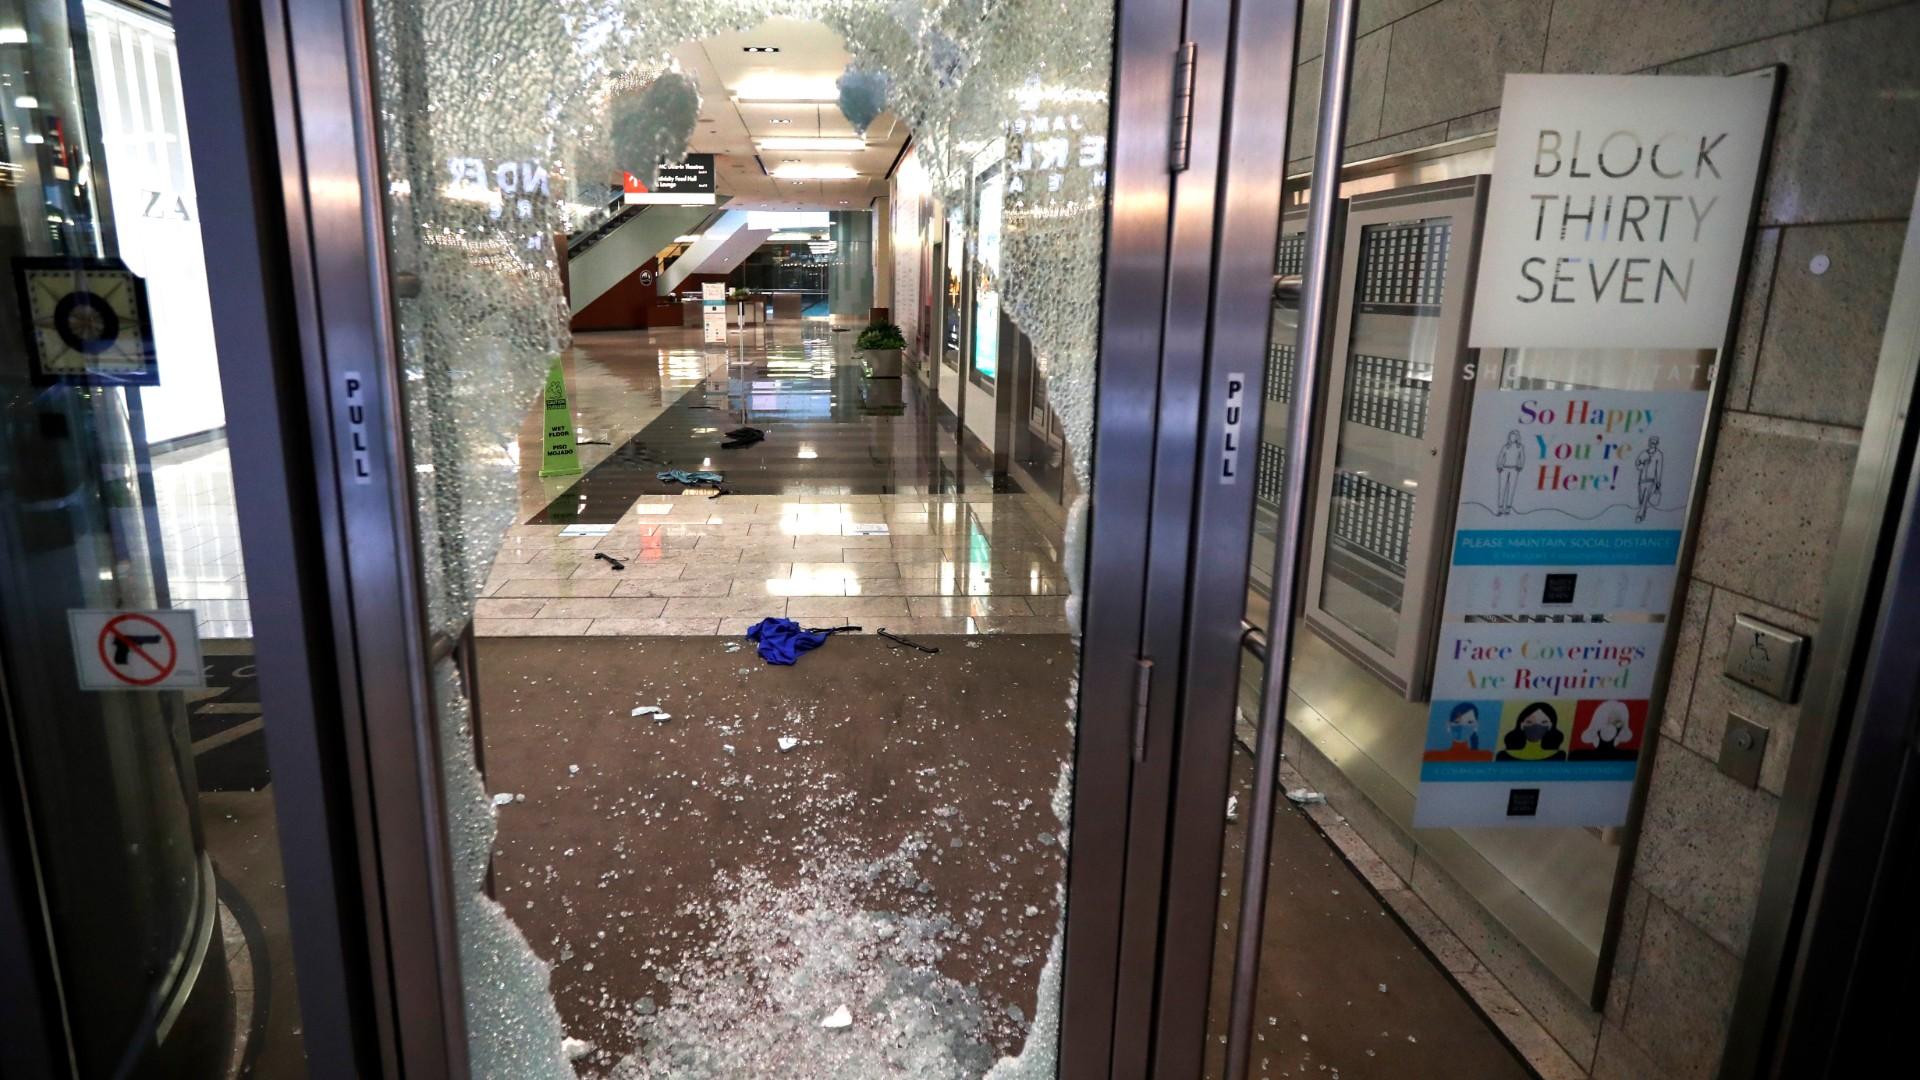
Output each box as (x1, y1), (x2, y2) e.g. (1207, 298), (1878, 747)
(756, 136), (866, 152)
(772, 163), (859, 180)
(13, 94), (36, 108)
(0, 28), (27, 45)
(23, 132), (43, 144)
(675, 235), (702, 243)
(768, 118), (792, 125)
(730, 75), (837, 102)
(741, 45), (780, 53)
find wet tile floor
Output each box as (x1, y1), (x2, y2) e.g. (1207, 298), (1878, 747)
(482, 324), (1070, 637)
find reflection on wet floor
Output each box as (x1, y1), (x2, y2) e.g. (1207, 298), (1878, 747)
(534, 328), (1007, 526)
(490, 324), (1066, 637)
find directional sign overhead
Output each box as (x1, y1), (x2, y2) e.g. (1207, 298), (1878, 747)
(625, 154), (717, 205)
(69, 608), (205, 690)
(13, 257), (159, 385)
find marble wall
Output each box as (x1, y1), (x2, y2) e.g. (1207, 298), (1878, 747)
(1287, 1), (1918, 1075)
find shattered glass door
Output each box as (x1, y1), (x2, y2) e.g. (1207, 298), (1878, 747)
(361, 1), (1119, 1075)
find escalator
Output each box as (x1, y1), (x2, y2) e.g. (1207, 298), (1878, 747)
(565, 193), (720, 321)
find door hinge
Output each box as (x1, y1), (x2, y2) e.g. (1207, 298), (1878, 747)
(1132, 657), (1154, 762)
(1170, 42), (1197, 173)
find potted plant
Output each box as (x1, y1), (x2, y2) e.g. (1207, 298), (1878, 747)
(856, 319), (907, 377)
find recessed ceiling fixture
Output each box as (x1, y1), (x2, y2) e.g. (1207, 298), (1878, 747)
(772, 163), (859, 180)
(741, 45), (780, 53)
(768, 118), (792, 125)
(730, 75), (837, 102)
(756, 136), (865, 152)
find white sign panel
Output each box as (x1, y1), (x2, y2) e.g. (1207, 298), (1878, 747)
(1453, 388), (1709, 533)
(701, 282), (728, 344)
(1469, 73), (1773, 349)
(68, 608), (206, 690)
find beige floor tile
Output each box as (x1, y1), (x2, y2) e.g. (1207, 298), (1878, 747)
(892, 561), (956, 578)
(675, 560), (791, 579)
(1024, 596), (1070, 616)
(708, 531), (791, 548)
(906, 595), (1035, 618)
(845, 578), (968, 596)
(732, 578), (848, 597)
(535, 597), (669, 619)
(786, 595), (911, 617)
(788, 561), (885, 579)
(488, 562), (589, 581)
(491, 579), (620, 598)
(973, 616), (1071, 634)
(611, 578), (733, 598)
(569, 561), (683, 581)
(837, 548), (897, 563)
(583, 617), (725, 635)
(475, 598), (545, 619)
(474, 617), (591, 636)
(662, 596), (787, 618)
(877, 616), (978, 635)
(882, 534), (950, 549)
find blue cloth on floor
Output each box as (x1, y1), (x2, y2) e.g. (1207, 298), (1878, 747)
(657, 469), (724, 486)
(745, 617), (833, 666)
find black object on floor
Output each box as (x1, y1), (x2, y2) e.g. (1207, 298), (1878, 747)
(595, 552), (626, 571)
(878, 628), (940, 654)
(721, 425), (765, 449)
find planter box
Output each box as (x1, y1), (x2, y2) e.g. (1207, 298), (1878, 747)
(862, 347), (903, 378)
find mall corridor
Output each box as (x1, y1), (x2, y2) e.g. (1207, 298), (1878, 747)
(480, 326), (1071, 639)
(4, 1), (1920, 1079)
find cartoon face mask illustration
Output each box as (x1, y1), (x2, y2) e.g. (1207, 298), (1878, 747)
(1447, 703), (1480, 747)
(1497, 702), (1568, 762)
(1582, 700), (1633, 747)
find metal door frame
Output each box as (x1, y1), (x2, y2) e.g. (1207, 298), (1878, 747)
(1200, 1), (1361, 1077)
(177, 0), (466, 1075)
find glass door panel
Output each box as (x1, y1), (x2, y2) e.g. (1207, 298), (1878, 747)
(351, 0), (1155, 1074)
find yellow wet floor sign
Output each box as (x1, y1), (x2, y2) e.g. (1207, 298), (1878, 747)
(538, 358), (582, 478)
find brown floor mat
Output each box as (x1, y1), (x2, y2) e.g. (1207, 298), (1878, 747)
(477, 633), (1076, 1075)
